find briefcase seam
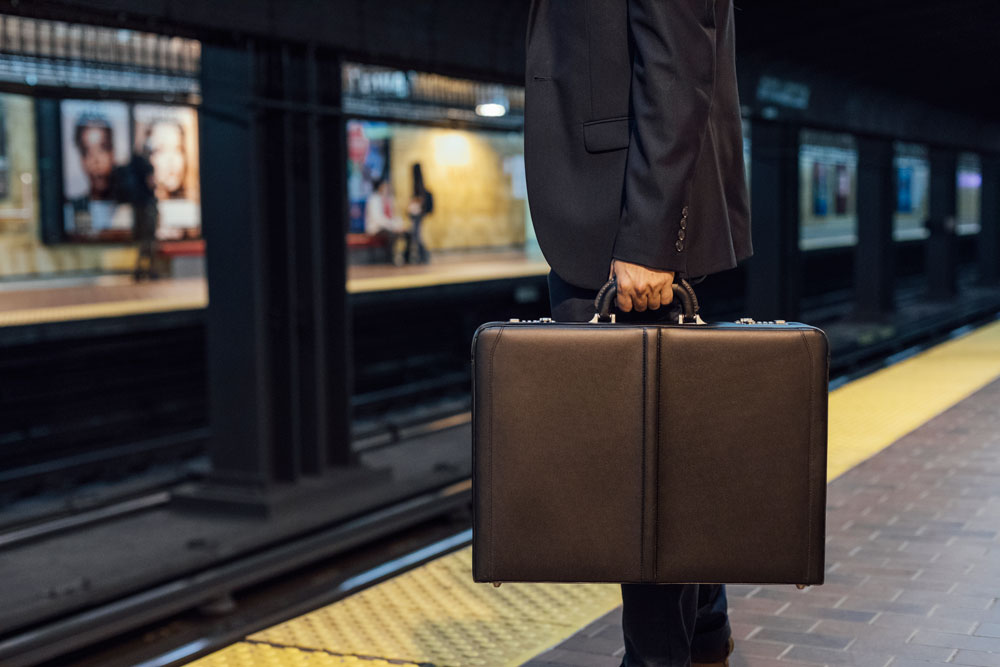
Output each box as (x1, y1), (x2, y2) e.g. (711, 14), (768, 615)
(487, 325), (505, 582)
(640, 328), (647, 583)
(800, 330), (816, 584)
(655, 327), (661, 581)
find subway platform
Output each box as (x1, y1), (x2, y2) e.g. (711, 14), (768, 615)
(190, 318), (1000, 667)
(0, 250), (548, 327)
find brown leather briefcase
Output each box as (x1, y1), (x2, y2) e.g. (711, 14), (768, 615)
(472, 279), (828, 586)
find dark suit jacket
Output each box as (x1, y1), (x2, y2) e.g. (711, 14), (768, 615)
(525, 0), (752, 289)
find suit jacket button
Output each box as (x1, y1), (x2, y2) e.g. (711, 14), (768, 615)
(675, 240), (684, 252)
(682, 205), (689, 216)
(680, 218), (687, 230)
(678, 229), (686, 241)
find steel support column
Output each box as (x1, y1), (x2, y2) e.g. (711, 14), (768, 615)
(979, 154), (1000, 286)
(190, 40), (358, 512)
(853, 136), (896, 320)
(925, 147), (959, 300)
(746, 121), (801, 321)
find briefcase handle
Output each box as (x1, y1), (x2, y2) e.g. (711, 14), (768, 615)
(592, 277), (701, 323)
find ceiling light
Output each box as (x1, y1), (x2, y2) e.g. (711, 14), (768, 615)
(475, 103), (507, 117)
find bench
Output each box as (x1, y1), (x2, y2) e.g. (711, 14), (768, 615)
(157, 239), (206, 257)
(156, 239), (206, 277)
(347, 233), (391, 264)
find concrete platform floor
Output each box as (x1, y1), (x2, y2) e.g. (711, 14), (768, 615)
(527, 376), (1000, 667)
(191, 319), (1000, 667)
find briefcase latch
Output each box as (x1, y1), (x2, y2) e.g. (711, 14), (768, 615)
(493, 582), (502, 588)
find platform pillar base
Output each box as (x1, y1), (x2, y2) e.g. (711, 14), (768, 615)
(172, 466), (392, 517)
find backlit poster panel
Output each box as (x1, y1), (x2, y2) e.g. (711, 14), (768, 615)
(60, 99), (132, 241)
(812, 162), (828, 216)
(0, 100), (8, 200)
(346, 120), (391, 234)
(835, 164), (849, 215)
(133, 104), (201, 239)
(896, 167), (913, 213)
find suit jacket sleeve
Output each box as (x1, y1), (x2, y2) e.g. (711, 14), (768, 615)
(612, 0), (717, 275)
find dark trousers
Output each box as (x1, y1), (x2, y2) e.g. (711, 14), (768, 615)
(133, 203), (159, 281)
(409, 213), (429, 263)
(547, 270), (732, 667)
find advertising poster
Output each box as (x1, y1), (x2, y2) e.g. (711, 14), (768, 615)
(812, 162), (828, 216)
(133, 104), (201, 239)
(346, 120), (391, 234)
(0, 100), (8, 200)
(60, 99), (132, 241)
(896, 166), (913, 213)
(835, 164), (849, 215)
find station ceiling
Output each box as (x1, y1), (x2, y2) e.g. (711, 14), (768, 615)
(734, 0), (998, 120)
(3, 0), (998, 122)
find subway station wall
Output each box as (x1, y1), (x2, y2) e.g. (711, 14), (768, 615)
(0, 93), (139, 277)
(347, 120), (529, 251)
(0, 91), (204, 279)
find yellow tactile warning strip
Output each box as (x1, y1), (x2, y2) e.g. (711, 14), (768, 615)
(826, 317), (1000, 480)
(190, 549), (622, 667)
(253, 549), (618, 666)
(0, 296), (207, 327)
(191, 318), (1000, 667)
(190, 641), (419, 666)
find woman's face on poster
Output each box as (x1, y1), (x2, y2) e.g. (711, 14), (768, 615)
(148, 122), (187, 197)
(78, 125), (114, 197)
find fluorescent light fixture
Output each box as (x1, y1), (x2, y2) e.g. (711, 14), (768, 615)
(475, 102), (507, 117)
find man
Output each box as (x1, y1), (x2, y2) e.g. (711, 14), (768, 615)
(128, 152), (160, 281)
(524, 1), (752, 665)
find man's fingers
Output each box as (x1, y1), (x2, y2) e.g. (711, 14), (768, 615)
(661, 285), (674, 306)
(617, 277), (634, 313)
(633, 291), (648, 312)
(647, 290), (661, 311)
(616, 292), (633, 312)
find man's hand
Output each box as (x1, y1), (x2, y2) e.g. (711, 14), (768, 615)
(611, 260), (675, 312)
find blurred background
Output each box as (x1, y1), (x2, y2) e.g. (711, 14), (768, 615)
(1, 1), (999, 665)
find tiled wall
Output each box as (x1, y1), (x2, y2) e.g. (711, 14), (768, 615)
(388, 126), (527, 251)
(0, 93), (137, 279)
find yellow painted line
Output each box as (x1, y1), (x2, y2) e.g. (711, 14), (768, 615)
(194, 318), (1000, 667)
(346, 261), (549, 293)
(826, 318), (1000, 480)
(0, 297), (207, 327)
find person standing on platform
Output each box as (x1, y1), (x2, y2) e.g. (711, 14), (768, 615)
(365, 177), (409, 266)
(524, 1), (752, 665)
(116, 152), (160, 281)
(407, 162), (434, 264)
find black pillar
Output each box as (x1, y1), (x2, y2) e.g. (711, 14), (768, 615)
(747, 121), (801, 321)
(192, 40), (356, 510)
(853, 136), (896, 320)
(925, 147), (959, 300)
(980, 154), (1000, 286)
